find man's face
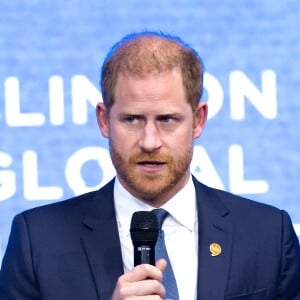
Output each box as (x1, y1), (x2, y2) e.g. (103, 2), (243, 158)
(98, 70), (207, 206)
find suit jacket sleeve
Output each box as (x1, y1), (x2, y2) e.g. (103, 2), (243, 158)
(0, 213), (41, 299)
(277, 210), (300, 298)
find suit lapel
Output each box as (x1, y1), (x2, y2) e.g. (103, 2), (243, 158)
(193, 178), (232, 299)
(81, 179), (124, 300)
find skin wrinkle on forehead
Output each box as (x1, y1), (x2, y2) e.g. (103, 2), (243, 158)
(114, 68), (189, 116)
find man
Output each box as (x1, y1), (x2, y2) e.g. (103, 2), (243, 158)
(0, 32), (300, 299)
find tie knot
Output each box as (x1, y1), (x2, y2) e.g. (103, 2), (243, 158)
(152, 208), (169, 229)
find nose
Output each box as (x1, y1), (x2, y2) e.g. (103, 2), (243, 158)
(138, 122), (162, 152)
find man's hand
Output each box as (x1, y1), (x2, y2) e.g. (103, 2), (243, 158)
(111, 259), (167, 299)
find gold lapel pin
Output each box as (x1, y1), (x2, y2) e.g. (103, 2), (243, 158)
(210, 243), (222, 256)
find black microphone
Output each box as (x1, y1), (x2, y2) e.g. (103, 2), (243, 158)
(130, 211), (159, 266)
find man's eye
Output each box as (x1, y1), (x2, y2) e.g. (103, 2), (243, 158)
(159, 116), (176, 123)
(122, 115), (141, 124)
(159, 116), (170, 122)
(126, 116), (136, 123)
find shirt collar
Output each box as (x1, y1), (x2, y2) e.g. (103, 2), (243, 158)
(114, 175), (197, 233)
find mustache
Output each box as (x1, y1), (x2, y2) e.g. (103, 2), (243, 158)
(129, 152), (171, 163)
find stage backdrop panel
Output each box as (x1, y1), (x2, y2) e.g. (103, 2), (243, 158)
(1, 0), (299, 262)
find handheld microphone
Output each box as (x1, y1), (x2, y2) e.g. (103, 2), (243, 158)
(130, 211), (159, 266)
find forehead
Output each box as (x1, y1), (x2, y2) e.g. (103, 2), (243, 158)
(113, 70), (188, 110)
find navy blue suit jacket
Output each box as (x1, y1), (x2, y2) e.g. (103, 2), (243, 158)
(1, 177), (300, 299)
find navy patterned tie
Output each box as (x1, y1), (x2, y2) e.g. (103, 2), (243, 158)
(152, 208), (179, 300)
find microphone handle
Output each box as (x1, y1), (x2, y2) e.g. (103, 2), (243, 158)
(134, 244), (155, 266)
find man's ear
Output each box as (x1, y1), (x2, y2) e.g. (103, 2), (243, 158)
(193, 102), (208, 139)
(96, 102), (109, 138)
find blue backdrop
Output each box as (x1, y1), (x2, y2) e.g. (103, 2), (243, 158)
(1, 0), (299, 262)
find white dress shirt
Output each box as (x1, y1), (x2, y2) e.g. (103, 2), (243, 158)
(114, 175), (198, 300)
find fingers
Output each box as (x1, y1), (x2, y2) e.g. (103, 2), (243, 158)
(123, 263), (164, 282)
(111, 263), (166, 300)
(116, 279), (164, 298)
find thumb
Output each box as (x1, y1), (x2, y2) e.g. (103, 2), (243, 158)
(155, 258), (167, 273)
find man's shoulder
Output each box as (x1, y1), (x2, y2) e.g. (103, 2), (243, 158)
(19, 178), (115, 222)
(193, 177), (282, 218)
(193, 177), (296, 243)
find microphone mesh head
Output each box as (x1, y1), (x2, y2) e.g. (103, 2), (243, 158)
(130, 211), (159, 245)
